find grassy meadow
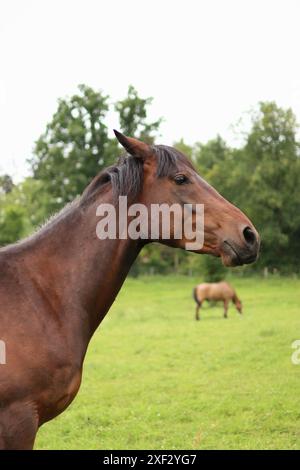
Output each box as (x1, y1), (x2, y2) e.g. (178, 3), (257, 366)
(35, 275), (300, 450)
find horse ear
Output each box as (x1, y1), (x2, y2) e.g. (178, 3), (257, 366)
(113, 130), (151, 160)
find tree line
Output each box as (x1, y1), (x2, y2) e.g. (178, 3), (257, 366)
(1, 85), (299, 278)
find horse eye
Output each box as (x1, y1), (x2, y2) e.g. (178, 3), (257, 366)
(174, 174), (189, 185)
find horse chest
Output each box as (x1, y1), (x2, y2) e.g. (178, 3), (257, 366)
(38, 369), (82, 424)
(55, 370), (82, 411)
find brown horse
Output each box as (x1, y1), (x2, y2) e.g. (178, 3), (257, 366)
(193, 281), (242, 320)
(0, 131), (259, 449)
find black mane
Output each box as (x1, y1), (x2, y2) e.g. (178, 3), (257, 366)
(82, 144), (194, 204)
(0, 145), (194, 251)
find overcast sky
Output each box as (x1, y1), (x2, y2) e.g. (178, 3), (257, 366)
(1, 0), (300, 181)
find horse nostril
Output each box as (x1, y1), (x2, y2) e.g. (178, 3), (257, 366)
(243, 226), (256, 245)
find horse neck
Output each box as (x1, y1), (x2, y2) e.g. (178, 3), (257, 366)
(22, 190), (142, 341)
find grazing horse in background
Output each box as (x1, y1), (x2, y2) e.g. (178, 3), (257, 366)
(193, 281), (243, 320)
(0, 131), (259, 449)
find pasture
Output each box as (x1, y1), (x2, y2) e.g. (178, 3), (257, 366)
(36, 275), (300, 450)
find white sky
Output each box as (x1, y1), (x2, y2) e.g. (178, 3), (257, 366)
(1, 0), (300, 181)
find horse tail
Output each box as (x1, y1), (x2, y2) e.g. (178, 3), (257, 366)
(193, 287), (201, 306)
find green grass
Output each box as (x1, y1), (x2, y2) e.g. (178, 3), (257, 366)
(35, 275), (300, 449)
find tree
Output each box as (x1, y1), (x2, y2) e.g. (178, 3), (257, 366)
(193, 102), (300, 272)
(19, 91), (300, 274)
(194, 135), (229, 172)
(0, 177), (49, 246)
(30, 85), (162, 214)
(174, 139), (193, 160)
(0, 206), (24, 247)
(0, 174), (14, 194)
(240, 102), (300, 269)
(30, 85), (115, 213)
(115, 85), (162, 143)
(201, 255), (227, 282)
(193, 136), (240, 204)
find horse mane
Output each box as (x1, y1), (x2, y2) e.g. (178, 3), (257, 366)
(0, 145), (194, 253)
(81, 144), (194, 205)
(232, 292), (240, 304)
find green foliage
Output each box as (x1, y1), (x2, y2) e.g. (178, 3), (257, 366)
(0, 205), (24, 246)
(0, 174), (14, 194)
(242, 102), (300, 269)
(136, 102), (300, 275)
(132, 244), (172, 276)
(35, 275), (300, 449)
(30, 85), (115, 213)
(115, 85), (162, 142)
(194, 135), (229, 172)
(30, 85), (161, 213)
(0, 177), (52, 246)
(0, 178), (25, 245)
(174, 139), (194, 160)
(2, 95), (300, 274)
(201, 255), (227, 282)
(194, 102), (300, 272)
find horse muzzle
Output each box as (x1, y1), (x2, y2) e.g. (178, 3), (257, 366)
(221, 226), (260, 267)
